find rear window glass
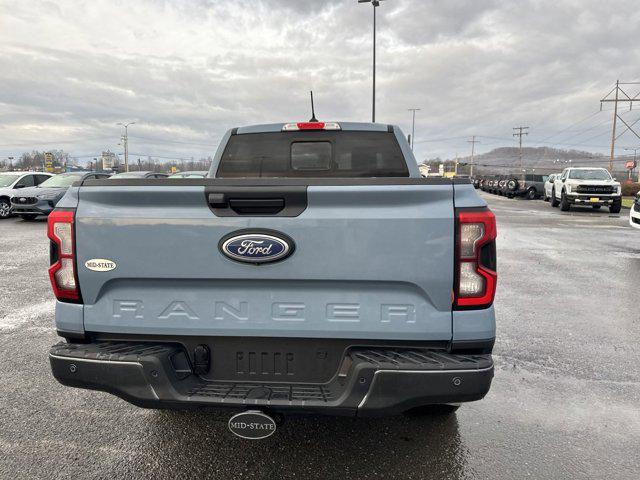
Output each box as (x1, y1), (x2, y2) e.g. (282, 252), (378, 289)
(291, 142), (332, 171)
(525, 174), (545, 181)
(217, 131), (409, 177)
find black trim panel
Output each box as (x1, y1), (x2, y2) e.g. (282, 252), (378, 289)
(81, 177), (458, 187)
(205, 186), (307, 217)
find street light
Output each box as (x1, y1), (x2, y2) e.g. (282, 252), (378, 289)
(408, 108), (420, 149)
(358, 0), (385, 123)
(117, 121), (136, 172)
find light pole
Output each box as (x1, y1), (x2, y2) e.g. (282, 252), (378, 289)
(359, 0), (384, 123)
(408, 108), (420, 150)
(117, 121), (135, 172)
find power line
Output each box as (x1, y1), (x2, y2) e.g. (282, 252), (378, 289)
(534, 110), (602, 143)
(413, 135), (470, 144)
(127, 135), (221, 148)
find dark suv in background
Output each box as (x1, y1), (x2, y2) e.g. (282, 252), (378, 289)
(505, 173), (548, 199)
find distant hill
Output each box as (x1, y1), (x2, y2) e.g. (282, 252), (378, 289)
(424, 147), (612, 174)
(458, 147), (609, 173)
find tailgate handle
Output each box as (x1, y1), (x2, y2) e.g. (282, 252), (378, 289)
(228, 198), (285, 215)
(205, 187), (307, 217)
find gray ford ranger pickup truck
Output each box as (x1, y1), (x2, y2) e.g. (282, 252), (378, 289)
(48, 121), (497, 424)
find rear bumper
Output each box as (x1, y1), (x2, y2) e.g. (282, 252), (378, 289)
(49, 341), (494, 416)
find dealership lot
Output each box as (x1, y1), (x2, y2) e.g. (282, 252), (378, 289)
(0, 194), (638, 480)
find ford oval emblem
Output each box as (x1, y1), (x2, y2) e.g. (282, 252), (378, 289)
(228, 410), (277, 440)
(220, 230), (294, 264)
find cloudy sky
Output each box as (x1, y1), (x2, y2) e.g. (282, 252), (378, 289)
(1, 0), (639, 165)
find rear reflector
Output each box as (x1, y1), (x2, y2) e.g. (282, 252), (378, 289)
(454, 209), (497, 309)
(282, 122), (341, 131)
(48, 209), (80, 302)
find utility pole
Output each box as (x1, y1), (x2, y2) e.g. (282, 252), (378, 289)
(513, 126), (529, 173)
(117, 121), (135, 172)
(408, 108), (420, 150)
(358, 0), (384, 122)
(600, 81), (640, 172)
(468, 135), (479, 177)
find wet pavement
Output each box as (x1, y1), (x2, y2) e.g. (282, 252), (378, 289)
(0, 195), (638, 479)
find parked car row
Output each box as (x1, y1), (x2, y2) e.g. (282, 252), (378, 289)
(473, 173), (548, 199)
(472, 168), (625, 216)
(0, 170), (209, 220)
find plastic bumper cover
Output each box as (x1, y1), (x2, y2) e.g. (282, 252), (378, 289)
(565, 194), (620, 205)
(11, 202), (53, 215)
(49, 342), (494, 416)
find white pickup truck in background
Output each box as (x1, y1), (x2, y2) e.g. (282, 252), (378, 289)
(550, 167), (622, 213)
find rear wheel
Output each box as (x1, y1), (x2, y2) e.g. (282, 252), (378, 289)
(20, 214), (38, 221)
(0, 199), (10, 218)
(526, 188), (537, 200)
(404, 404), (460, 417)
(551, 188), (559, 207)
(560, 192), (571, 211)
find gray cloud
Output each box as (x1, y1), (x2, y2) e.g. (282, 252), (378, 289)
(0, 0), (639, 164)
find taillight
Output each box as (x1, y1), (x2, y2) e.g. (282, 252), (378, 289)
(48, 209), (81, 302)
(454, 208), (497, 309)
(282, 122), (341, 131)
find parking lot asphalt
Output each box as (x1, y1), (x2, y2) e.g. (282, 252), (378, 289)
(0, 194), (638, 480)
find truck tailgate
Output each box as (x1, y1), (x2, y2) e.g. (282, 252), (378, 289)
(75, 181), (454, 340)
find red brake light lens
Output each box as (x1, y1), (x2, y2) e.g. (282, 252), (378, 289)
(282, 122), (341, 131)
(48, 209), (80, 302)
(454, 209), (497, 309)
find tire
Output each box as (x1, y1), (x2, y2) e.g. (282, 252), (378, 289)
(526, 188), (537, 200)
(560, 191), (571, 211)
(609, 200), (622, 214)
(592, 205), (601, 210)
(0, 199), (10, 219)
(404, 404), (460, 417)
(20, 214), (38, 221)
(551, 188), (559, 207)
